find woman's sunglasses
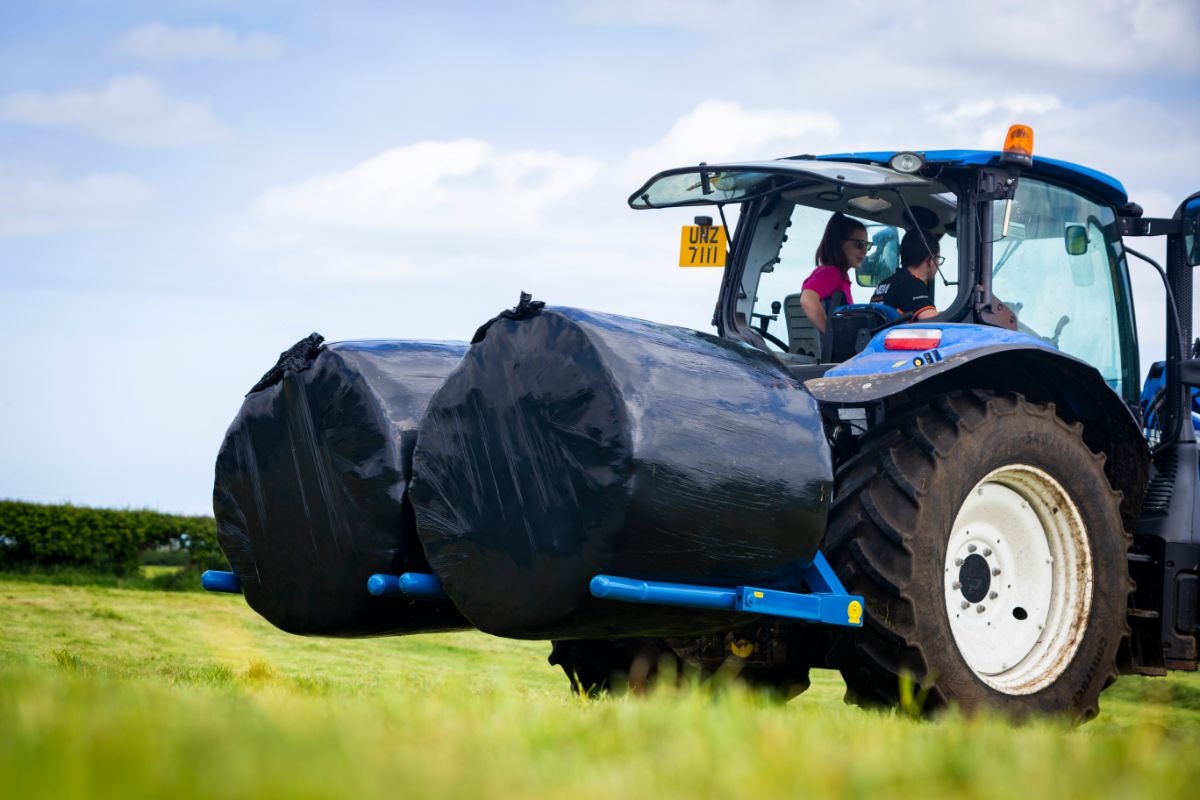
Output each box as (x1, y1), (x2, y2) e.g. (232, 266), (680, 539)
(845, 238), (874, 251)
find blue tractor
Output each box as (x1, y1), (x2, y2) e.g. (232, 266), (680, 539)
(207, 127), (1200, 721)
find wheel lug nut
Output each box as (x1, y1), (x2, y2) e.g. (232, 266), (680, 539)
(968, 544), (977, 553)
(952, 581), (961, 590)
(976, 605), (986, 613)
(960, 601), (969, 610)
(989, 591), (998, 599)
(983, 548), (992, 556)
(955, 558), (964, 566)
(992, 568), (1001, 576)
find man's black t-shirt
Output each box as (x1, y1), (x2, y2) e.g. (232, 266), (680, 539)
(870, 268), (935, 315)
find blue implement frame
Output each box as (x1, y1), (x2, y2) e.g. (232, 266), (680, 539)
(201, 569), (449, 601)
(366, 572), (448, 600)
(201, 570), (242, 594)
(590, 551), (864, 628)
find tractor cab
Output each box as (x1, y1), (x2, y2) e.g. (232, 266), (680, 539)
(630, 157), (963, 365)
(631, 133), (1200, 682)
(628, 131), (1143, 405)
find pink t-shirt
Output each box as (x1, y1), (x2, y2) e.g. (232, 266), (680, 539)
(801, 265), (853, 307)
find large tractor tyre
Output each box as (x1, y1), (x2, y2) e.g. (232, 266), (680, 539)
(825, 391), (1130, 721)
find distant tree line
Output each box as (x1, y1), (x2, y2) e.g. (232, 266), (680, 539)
(0, 500), (226, 575)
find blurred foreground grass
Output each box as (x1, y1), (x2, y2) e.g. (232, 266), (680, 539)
(2, 576), (1200, 799)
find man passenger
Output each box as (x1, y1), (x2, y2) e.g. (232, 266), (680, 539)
(870, 229), (941, 320)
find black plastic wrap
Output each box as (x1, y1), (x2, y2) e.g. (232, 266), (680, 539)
(213, 337), (472, 636)
(410, 306), (833, 640)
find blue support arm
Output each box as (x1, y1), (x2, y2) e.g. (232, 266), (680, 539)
(590, 575), (737, 610)
(589, 552), (864, 628)
(366, 572), (448, 600)
(201, 570), (242, 594)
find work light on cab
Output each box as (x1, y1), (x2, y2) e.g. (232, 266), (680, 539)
(888, 151), (925, 173)
(883, 328), (943, 350)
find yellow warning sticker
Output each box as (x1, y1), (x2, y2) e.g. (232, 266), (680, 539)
(679, 225), (726, 267)
(847, 600), (864, 625)
(753, 591), (764, 598)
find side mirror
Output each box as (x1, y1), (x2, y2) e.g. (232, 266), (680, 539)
(1064, 223), (1089, 256)
(856, 228), (899, 288)
(1184, 198), (1200, 267)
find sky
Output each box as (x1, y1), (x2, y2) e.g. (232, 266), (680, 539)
(1, 0), (1198, 515)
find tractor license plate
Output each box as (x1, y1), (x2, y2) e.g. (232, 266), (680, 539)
(678, 225), (726, 267)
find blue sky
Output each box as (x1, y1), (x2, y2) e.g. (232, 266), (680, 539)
(2, 1), (1198, 514)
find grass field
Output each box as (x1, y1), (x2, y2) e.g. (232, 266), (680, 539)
(2, 576), (1199, 799)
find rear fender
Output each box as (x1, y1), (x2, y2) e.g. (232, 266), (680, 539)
(806, 323), (1150, 532)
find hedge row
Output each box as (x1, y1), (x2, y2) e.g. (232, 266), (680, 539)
(0, 500), (227, 575)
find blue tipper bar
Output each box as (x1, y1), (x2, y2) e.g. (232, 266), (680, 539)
(201, 570), (242, 594)
(589, 551), (864, 628)
(366, 572), (448, 600)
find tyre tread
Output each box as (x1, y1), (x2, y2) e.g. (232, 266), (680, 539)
(827, 391), (1131, 720)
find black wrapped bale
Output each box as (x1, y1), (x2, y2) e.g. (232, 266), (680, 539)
(410, 306), (832, 640)
(213, 335), (472, 636)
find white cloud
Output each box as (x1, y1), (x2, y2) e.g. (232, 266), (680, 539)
(250, 139), (602, 235)
(624, 99), (839, 180)
(115, 22), (284, 61)
(575, 0), (1200, 74)
(958, 0), (1200, 74)
(941, 95), (1063, 125)
(0, 172), (153, 237)
(240, 103), (834, 285)
(0, 75), (226, 147)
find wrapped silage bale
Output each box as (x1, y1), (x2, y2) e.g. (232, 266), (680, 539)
(213, 334), (472, 636)
(410, 301), (832, 640)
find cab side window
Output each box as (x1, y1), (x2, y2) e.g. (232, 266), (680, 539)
(755, 208), (959, 322)
(991, 179), (1138, 401)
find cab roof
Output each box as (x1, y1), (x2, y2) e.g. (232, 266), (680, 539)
(808, 150), (1128, 208)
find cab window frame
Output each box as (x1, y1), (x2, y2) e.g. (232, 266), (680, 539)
(720, 173), (978, 350)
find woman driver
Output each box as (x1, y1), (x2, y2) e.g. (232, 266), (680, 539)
(799, 212), (869, 333)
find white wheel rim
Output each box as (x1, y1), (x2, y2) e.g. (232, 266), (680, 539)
(943, 464), (1093, 695)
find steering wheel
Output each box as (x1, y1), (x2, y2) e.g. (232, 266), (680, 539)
(868, 309), (917, 335)
(760, 330), (789, 351)
(751, 303), (790, 352)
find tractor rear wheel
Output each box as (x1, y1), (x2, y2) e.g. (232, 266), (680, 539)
(826, 391), (1130, 720)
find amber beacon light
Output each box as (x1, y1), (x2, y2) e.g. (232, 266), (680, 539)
(1001, 124), (1034, 167)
